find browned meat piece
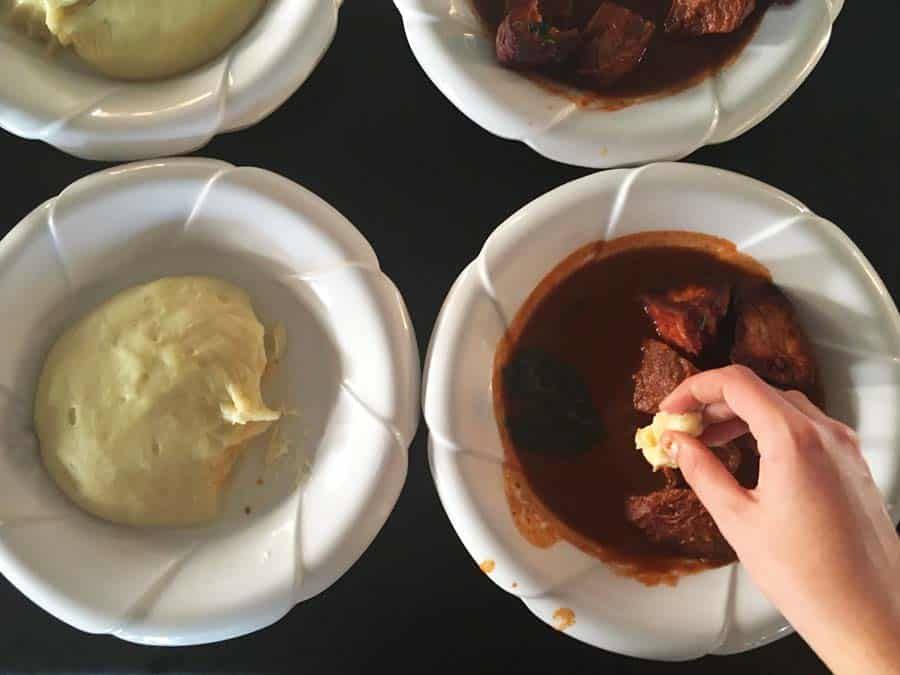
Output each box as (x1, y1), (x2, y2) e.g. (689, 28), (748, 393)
(577, 2), (655, 86)
(496, 0), (581, 68)
(731, 282), (817, 393)
(625, 488), (735, 561)
(633, 339), (699, 414)
(664, 0), (756, 35)
(661, 441), (742, 487)
(642, 283), (731, 356)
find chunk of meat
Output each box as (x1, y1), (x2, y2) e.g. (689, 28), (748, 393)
(664, 0), (756, 35)
(642, 283), (731, 356)
(577, 2), (655, 86)
(662, 441), (743, 487)
(633, 339), (699, 414)
(625, 488), (735, 561)
(731, 282), (817, 393)
(496, 0), (581, 68)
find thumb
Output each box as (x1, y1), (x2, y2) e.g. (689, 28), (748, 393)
(662, 430), (751, 532)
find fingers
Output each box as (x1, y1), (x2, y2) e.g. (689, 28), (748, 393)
(700, 418), (749, 447)
(780, 390), (860, 452)
(698, 391), (836, 448)
(779, 390), (829, 424)
(660, 365), (806, 451)
(701, 401), (738, 425)
(663, 431), (751, 530)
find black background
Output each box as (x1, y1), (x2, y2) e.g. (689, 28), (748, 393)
(1, 1), (897, 673)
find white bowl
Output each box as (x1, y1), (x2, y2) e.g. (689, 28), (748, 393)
(423, 162), (900, 660)
(0, 0), (341, 161)
(0, 158), (419, 645)
(395, 0), (843, 168)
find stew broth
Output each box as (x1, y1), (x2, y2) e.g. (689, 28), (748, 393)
(494, 232), (787, 583)
(474, 0), (773, 108)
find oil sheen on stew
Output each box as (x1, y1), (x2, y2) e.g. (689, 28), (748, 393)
(474, 0), (772, 107)
(494, 232), (782, 583)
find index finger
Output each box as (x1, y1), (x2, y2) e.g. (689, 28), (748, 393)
(660, 365), (804, 445)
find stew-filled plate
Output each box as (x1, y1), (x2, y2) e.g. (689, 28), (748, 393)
(422, 163), (900, 659)
(0, 0), (341, 160)
(0, 158), (419, 644)
(395, 0), (842, 168)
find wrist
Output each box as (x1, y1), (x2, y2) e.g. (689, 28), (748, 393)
(804, 602), (900, 675)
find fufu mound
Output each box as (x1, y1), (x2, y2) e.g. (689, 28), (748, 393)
(8, 0), (267, 80)
(35, 276), (281, 527)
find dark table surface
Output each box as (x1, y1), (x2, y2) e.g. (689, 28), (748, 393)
(1, 1), (897, 674)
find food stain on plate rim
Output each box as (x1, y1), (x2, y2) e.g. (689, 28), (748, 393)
(552, 607), (576, 631)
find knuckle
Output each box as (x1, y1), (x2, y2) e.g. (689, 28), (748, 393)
(783, 389), (810, 405)
(729, 364), (768, 392)
(786, 419), (820, 451)
(829, 421), (859, 448)
(728, 364), (756, 381)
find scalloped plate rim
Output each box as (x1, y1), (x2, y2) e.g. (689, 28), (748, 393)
(394, 0), (840, 168)
(423, 162), (900, 659)
(0, 157), (419, 645)
(0, 0), (340, 161)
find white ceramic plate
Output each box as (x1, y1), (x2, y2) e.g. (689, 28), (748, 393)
(0, 0), (341, 161)
(395, 0), (844, 168)
(0, 158), (419, 645)
(423, 162), (900, 660)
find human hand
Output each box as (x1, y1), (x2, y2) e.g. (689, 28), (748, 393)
(660, 365), (900, 675)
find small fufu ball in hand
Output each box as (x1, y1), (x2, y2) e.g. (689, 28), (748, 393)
(635, 412), (705, 471)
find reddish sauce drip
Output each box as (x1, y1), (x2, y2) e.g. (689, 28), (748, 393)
(494, 232), (821, 584)
(474, 0), (774, 109)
